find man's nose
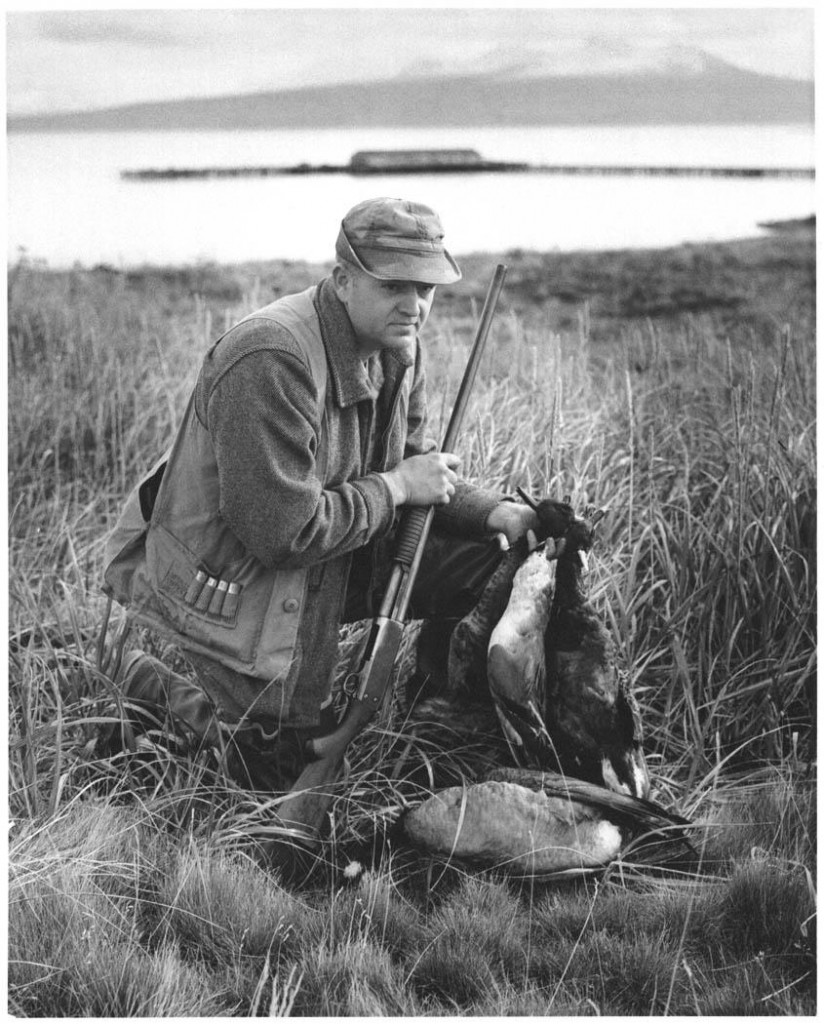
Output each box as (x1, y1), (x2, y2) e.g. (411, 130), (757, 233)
(396, 286), (421, 315)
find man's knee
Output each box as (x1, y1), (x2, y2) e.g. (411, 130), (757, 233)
(411, 530), (502, 619)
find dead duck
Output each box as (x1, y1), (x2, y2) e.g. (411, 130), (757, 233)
(543, 508), (650, 799)
(398, 499), (573, 779)
(447, 497), (574, 700)
(402, 765), (692, 877)
(445, 538), (533, 702)
(483, 493), (649, 799)
(485, 545), (557, 764)
(409, 495), (650, 800)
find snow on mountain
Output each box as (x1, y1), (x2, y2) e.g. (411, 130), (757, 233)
(395, 41), (735, 81)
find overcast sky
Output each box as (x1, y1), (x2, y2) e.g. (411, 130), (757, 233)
(6, 6), (816, 117)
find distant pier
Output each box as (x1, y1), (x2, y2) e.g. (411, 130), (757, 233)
(121, 147), (814, 182)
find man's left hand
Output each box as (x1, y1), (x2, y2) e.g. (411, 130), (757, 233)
(485, 502), (539, 548)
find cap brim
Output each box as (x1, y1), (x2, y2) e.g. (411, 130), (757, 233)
(336, 227), (462, 285)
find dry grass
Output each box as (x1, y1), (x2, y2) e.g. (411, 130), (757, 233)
(7, 233), (816, 1015)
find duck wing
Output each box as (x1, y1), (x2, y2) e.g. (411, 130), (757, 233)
(484, 766), (695, 865)
(546, 608), (650, 798)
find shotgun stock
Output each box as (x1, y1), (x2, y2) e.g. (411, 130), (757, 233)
(266, 264), (508, 860)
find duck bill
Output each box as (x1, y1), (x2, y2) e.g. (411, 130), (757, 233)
(601, 748), (651, 800)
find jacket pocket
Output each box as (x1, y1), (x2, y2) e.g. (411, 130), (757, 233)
(147, 526), (264, 664)
(145, 523), (305, 684)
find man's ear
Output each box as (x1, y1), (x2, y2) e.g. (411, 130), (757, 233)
(331, 262), (352, 303)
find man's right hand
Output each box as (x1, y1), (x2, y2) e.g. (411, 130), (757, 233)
(380, 452), (461, 506)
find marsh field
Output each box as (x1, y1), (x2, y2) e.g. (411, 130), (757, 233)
(8, 225), (816, 1015)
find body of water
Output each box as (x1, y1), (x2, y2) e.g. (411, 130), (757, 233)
(7, 124), (814, 268)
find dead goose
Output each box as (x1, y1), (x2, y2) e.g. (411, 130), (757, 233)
(402, 766), (692, 877)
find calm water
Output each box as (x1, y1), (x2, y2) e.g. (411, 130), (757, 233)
(7, 125), (814, 268)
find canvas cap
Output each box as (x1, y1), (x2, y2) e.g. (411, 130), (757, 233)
(335, 198), (462, 285)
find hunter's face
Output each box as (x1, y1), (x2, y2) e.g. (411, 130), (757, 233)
(333, 264), (436, 358)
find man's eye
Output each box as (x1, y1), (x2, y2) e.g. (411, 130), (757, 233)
(381, 281), (433, 298)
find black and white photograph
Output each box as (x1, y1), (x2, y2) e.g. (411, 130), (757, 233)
(7, 5), (815, 1016)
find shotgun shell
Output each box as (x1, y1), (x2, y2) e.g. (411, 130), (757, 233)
(194, 576), (219, 612)
(184, 569), (208, 605)
(208, 578), (228, 617)
(221, 582), (241, 619)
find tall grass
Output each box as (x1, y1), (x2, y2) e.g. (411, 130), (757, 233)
(8, 238), (816, 1015)
(426, 288), (815, 787)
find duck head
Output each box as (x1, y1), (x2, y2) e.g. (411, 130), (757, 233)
(532, 496), (576, 541)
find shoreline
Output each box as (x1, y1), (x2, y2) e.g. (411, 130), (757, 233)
(9, 218), (814, 279)
(8, 224), (810, 348)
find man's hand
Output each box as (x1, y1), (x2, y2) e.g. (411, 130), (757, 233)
(486, 501), (569, 558)
(380, 452), (461, 506)
(485, 501), (539, 547)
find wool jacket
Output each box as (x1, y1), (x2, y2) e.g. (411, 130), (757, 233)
(104, 278), (501, 726)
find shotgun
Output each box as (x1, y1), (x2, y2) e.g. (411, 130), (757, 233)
(267, 264), (508, 857)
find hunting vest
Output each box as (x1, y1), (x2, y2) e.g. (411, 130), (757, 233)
(102, 287), (330, 681)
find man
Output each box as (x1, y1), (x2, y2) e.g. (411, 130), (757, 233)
(101, 197), (540, 791)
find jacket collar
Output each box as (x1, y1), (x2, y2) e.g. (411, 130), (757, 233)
(315, 277), (413, 408)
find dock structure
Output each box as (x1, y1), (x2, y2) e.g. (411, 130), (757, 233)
(121, 147), (814, 182)
(349, 148), (487, 172)
(344, 148), (529, 173)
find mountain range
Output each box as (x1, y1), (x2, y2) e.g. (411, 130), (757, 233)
(7, 50), (813, 132)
